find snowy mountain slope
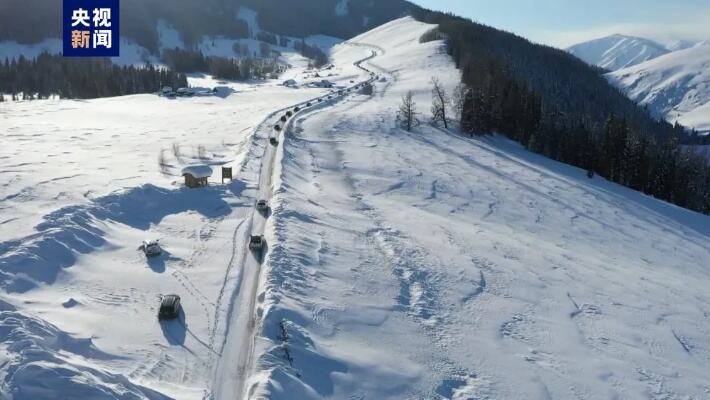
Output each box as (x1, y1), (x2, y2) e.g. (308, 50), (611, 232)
(0, 61), (363, 397)
(607, 43), (710, 132)
(0, 24), (387, 396)
(678, 102), (710, 134)
(567, 34), (669, 71)
(249, 17), (710, 399)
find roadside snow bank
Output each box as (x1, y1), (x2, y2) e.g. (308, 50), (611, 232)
(249, 16), (461, 398)
(0, 299), (169, 400)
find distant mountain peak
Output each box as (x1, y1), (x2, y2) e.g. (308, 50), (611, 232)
(567, 34), (669, 71)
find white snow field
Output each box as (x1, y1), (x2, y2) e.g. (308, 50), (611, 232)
(1, 14), (709, 400)
(607, 43), (710, 133)
(0, 51), (367, 398)
(247, 17), (710, 400)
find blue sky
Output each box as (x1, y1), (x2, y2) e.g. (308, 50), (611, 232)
(409, 0), (710, 48)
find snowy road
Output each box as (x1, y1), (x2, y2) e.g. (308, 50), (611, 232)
(212, 49), (379, 400)
(246, 17), (710, 400)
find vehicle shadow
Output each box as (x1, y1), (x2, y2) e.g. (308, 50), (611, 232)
(250, 240), (269, 263)
(257, 207), (272, 219)
(145, 249), (183, 274)
(160, 307), (187, 346)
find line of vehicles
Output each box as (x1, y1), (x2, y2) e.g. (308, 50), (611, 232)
(155, 63), (379, 322)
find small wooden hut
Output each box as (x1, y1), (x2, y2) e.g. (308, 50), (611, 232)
(181, 165), (213, 188)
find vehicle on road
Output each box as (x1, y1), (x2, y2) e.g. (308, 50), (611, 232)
(158, 294), (181, 320)
(274, 125), (282, 132)
(286, 111), (293, 117)
(294, 107), (300, 112)
(249, 235), (265, 250)
(256, 199), (269, 211)
(141, 239), (162, 257)
(269, 137), (279, 145)
(176, 87), (193, 97)
(280, 115), (287, 122)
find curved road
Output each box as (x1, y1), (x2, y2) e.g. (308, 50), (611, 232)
(212, 47), (380, 400)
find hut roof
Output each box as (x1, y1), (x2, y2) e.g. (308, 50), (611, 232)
(181, 165), (213, 178)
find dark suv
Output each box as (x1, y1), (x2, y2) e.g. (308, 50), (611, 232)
(249, 235), (265, 250)
(158, 294), (181, 320)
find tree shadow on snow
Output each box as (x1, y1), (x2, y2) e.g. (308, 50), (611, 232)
(0, 184), (232, 292)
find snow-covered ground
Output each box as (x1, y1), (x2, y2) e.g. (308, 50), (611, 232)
(249, 16), (710, 399)
(0, 67), (340, 398)
(606, 42), (710, 133)
(2, 14), (710, 400)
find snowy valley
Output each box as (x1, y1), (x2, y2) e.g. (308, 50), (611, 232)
(0, 10), (709, 400)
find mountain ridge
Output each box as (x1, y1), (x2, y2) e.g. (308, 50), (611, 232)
(567, 34), (670, 71)
(606, 42), (710, 134)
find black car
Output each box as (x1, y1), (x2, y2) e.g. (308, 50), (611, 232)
(306, 102), (311, 107)
(286, 111), (293, 117)
(269, 137), (279, 146)
(249, 235), (265, 250)
(158, 294), (181, 320)
(294, 107), (300, 112)
(280, 116), (287, 122)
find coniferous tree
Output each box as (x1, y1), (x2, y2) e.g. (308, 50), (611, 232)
(397, 91), (419, 132)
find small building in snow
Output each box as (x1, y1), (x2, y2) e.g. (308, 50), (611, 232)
(181, 165), (213, 188)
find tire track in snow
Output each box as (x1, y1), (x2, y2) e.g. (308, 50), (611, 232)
(213, 45), (382, 400)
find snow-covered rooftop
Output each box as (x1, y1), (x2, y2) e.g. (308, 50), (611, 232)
(181, 165), (213, 178)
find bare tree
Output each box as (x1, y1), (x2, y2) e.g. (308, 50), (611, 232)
(196, 144), (207, 160)
(172, 142), (182, 161)
(397, 91), (419, 132)
(158, 149), (169, 174)
(430, 77), (451, 129)
(259, 42), (271, 58)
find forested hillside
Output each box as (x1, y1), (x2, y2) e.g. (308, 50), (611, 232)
(0, 54), (187, 99)
(0, 0), (414, 53)
(412, 9), (710, 213)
